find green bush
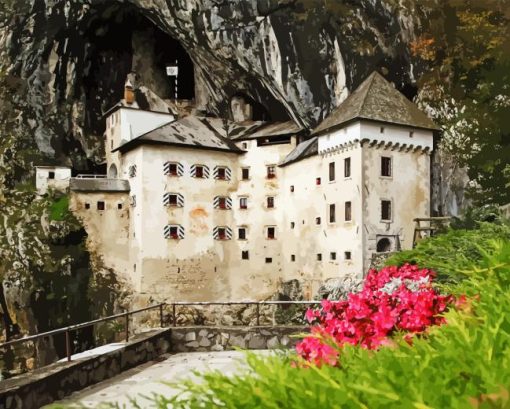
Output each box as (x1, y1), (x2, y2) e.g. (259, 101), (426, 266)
(385, 222), (510, 283)
(49, 194), (70, 221)
(140, 238), (510, 409)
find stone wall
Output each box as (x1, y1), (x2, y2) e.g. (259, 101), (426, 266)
(170, 326), (308, 353)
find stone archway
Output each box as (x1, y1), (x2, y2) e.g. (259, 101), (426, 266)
(376, 237), (392, 253)
(108, 164), (118, 178)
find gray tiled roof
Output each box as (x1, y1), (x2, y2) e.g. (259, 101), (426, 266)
(103, 86), (177, 117)
(232, 121), (303, 140)
(279, 137), (318, 167)
(313, 72), (439, 135)
(114, 116), (244, 154)
(70, 178), (130, 192)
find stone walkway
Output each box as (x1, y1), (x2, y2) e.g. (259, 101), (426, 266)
(46, 350), (268, 408)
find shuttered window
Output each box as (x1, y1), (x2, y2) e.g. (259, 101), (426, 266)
(164, 224), (185, 240)
(214, 196), (232, 210)
(213, 166), (232, 181)
(163, 193), (184, 207)
(191, 164), (209, 178)
(213, 226), (233, 240)
(164, 161), (184, 177)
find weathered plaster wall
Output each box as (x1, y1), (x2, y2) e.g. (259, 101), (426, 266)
(35, 167), (71, 195)
(69, 192), (131, 282)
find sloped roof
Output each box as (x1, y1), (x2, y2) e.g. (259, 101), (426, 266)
(103, 86), (177, 117)
(232, 121), (304, 140)
(114, 116), (244, 154)
(279, 137), (318, 167)
(313, 71), (439, 135)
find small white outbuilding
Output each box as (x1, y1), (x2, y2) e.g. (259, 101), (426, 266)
(35, 166), (71, 195)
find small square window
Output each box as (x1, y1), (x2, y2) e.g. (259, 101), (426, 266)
(242, 168), (250, 180)
(290, 222), (295, 229)
(267, 197), (275, 208)
(85, 203), (90, 210)
(345, 251), (352, 260)
(48, 171), (55, 180)
(242, 250), (249, 260)
(169, 194), (178, 206)
(290, 185), (294, 192)
(218, 197), (227, 209)
(217, 167), (226, 180)
(265, 257), (272, 264)
(218, 227), (226, 240)
(267, 227), (276, 239)
(195, 166), (205, 178)
(242, 142), (248, 149)
(409, 131), (414, 138)
(316, 177), (321, 185)
(168, 163), (178, 176)
(317, 253), (322, 261)
(238, 227), (247, 240)
(329, 162), (335, 182)
(381, 157), (392, 177)
(291, 254), (296, 262)
(344, 158), (351, 178)
(117, 203), (123, 210)
(169, 226), (179, 240)
(267, 166), (276, 179)
(330, 252), (337, 261)
(381, 200), (392, 221)
(97, 201), (105, 211)
(345, 201), (352, 221)
(239, 197), (248, 209)
(380, 126), (385, 134)
(316, 217), (321, 225)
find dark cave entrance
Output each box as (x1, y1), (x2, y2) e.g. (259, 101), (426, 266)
(79, 3), (195, 135)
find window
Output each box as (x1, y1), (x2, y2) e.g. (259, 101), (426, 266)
(317, 253), (322, 261)
(128, 165), (137, 178)
(214, 196), (232, 210)
(164, 224), (185, 240)
(242, 168), (250, 180)
(111, 140), (113, 149)
(214, 226), (232, 240)
(345, 251), (352, 260)
(267, 226), (276, 239)
(164, 193), (184, 207)
(290, 222), (295, 229)
(242, 250), (249, 260)
(85, 203), (90, 210)
(130, 195), (136, 208)
(380, 126), (385, 134)
(345, 201), (352, 221)
(238, 227), (247, 240)
(330, 252), (337, 261)
(344, 158), (351, 178)
(214, 166), (231, 180)
(164, 162), (183, 177)
(381, 157), (392, 177)
(267, 165), (276, 179)
(316, 217), (321, 225)
(291, 254), (296, 262)
(191, 164), (209, 178)
(117, 203), (123, 210)
(316, 177), (321, 185)
(97, 201), (105, 211)
(48, 171), (55, 180)
(242, 142), (248, 149)
(239, 197), (248, 209)
(265, 257), (272, 264)
(290, 185), (294, 192)
(409, 131), (414, 138)
(267, 197), (275, 208)
(329, 162), (335, 182)
(381, 200), (392, 221)
(329, 204), (336, 223)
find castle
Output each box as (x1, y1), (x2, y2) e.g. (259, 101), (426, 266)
(39, 72), (437, 301)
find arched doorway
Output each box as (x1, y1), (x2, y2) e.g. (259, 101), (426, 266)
(376, 238), (392, 253)
(108, 164), (118, 178)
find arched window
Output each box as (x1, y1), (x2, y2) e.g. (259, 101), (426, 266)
(376, 238), (392, 253)
(108, 164), (118, 178)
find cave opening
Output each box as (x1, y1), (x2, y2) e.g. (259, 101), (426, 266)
(79, 4), (195, 135)
(230, 92), (272, 122)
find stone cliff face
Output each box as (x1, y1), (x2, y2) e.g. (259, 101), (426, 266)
(0, 0), (426, 166)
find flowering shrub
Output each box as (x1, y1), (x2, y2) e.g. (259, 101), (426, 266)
(297, 264), (454, 366)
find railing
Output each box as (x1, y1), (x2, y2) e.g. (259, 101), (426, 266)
(75, 174), (107, 179)
(0, 301), (321, 364)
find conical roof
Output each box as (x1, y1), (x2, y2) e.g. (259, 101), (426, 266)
(313, 72), (439, 135)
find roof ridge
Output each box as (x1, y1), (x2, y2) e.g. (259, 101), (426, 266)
(357, 71), (379, 116)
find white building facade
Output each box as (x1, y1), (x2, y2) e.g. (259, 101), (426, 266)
(69, 72), (438, 301)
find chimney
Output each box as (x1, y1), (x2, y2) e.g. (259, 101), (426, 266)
(124, 78), (135, 105)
